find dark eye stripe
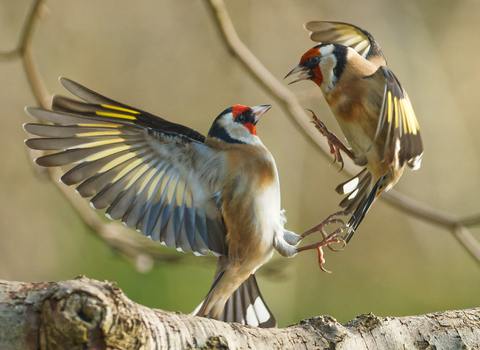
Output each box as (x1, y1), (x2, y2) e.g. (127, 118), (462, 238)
(235, 111), (254, 124)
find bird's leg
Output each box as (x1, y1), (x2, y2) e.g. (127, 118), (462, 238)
(296, 211), (349, 273)
(308, 110), (356, 171)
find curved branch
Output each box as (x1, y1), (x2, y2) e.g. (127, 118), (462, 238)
(0, 0), (50, 107)
(0, 0), (45, 60)
(203, 0), (480, 265)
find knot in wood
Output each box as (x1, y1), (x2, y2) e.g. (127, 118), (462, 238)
(312, 316), (348, 343)
(40, 291), (106, 349)
(200, 335), (229, 350)
(355, 312), (384, 331)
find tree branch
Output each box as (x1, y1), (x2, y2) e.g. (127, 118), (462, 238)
(0, 0), (45, 60)
(1, 277), (478, 349)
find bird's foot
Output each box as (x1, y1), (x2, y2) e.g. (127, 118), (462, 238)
(297, 211), (350, 273)
(299, 211), (350, 240)
(308, 110), (355, 171)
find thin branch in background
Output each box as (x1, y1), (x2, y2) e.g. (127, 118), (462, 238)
(0, 0), (50, 107)
(0, 0), (46, 60)
(203, 0), (480, 265)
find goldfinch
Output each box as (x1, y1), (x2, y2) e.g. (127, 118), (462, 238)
(286, 21), (423, 244)
(24, 78), (342, 327)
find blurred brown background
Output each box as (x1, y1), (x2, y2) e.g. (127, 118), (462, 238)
(1, 0), (479, 328)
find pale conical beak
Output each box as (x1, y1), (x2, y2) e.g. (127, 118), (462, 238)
(251, 105), (271, 124)
(284, 64), (311, 84)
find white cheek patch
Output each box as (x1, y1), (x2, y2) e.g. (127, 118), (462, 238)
(228, 124), (256, 144)
(319, 44), (335, 56)
(319, 44), (338, 90)
(218, 115), (258, 144)
(217, 114), (230, 128)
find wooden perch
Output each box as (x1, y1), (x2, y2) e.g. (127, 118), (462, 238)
(1, 277), (478, 349)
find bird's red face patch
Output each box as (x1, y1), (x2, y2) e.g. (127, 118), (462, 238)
(232, 105), (257, 135)
(301, 48), (323, 85)
(243, 122), (256, 135)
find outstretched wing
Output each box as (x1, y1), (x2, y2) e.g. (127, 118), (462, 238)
(24, 78), (227, 256)
(366, 67), (423, 169)
(305, 21), (386, 67)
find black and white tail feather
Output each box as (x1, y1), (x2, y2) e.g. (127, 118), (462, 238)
(193, 274), (276, 328)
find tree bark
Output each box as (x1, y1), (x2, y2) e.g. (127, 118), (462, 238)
(0, 277), (478, 350)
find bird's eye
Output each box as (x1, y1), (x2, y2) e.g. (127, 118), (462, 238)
(306, 56), (320, 68)
(235, 114), (246, 123)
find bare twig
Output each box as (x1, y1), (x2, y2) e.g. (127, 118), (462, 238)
(203, 0), (480, 265)
(23, 42), (51, 109)
(0, 0), (45, 60)
(453, 226), (480, 263)
(0, 0), (51, 107)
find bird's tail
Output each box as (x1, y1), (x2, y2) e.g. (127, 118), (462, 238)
(192, 273), (276, 328)
(335, 169), (385, 244)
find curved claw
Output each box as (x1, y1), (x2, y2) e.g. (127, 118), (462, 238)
(316, 231), (346, 272)
(337, 158), (345, 172)
(318, 245), (331, 273)
(344, 210), (355, 219)
(326, 226), (347, 252)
